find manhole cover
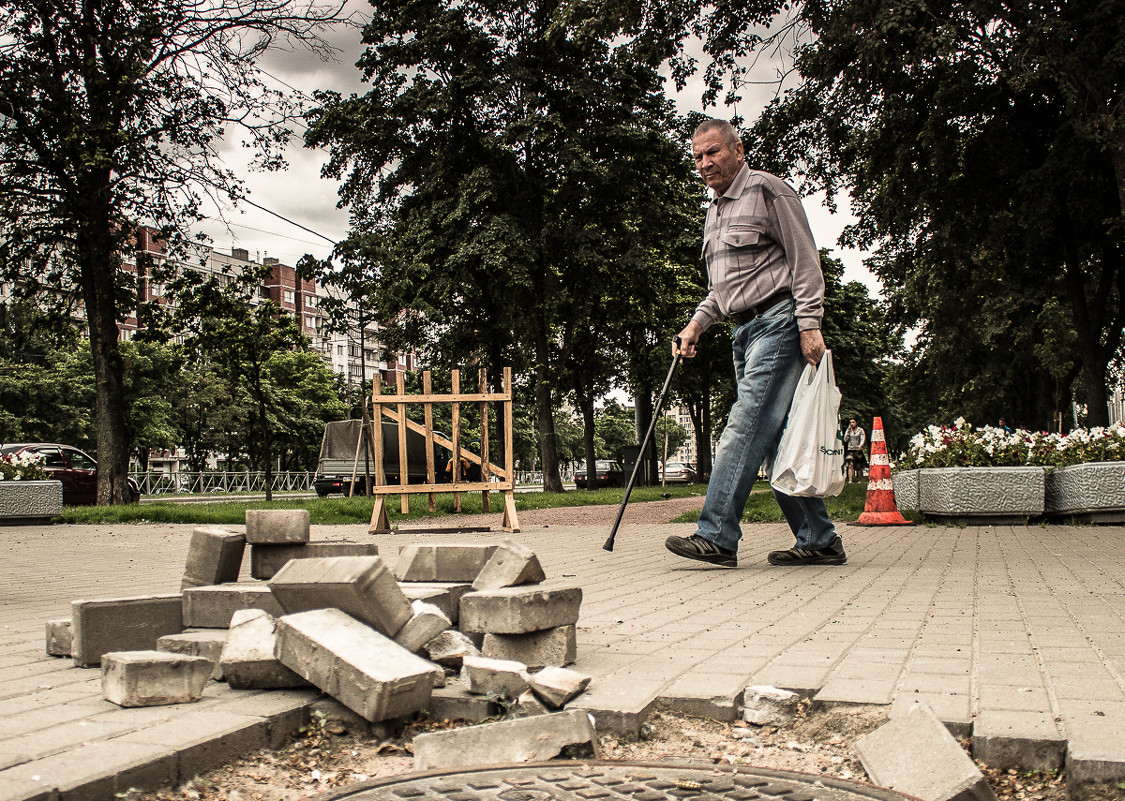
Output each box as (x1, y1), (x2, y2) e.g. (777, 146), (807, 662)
(316, 761), (920, 801)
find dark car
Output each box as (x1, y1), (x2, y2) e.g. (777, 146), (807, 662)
(0, 443), (141, 505)
(574, 460), (625, 489)
(660, 461), (698, 483)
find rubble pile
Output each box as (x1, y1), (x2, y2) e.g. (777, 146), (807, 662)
(45, 511), (594, 767)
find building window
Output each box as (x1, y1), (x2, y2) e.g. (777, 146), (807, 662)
(284, 289), (294, 303)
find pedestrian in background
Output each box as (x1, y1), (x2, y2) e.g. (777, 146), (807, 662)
(843, 418), (866, 483)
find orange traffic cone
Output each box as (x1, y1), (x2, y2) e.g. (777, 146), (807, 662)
(854, 417), (912, 526)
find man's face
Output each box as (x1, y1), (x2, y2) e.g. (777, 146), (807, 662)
(692, 129), (744, 195)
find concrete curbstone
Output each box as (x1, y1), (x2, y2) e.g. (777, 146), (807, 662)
(0, 740), (177, 801)
(398, 582), (472, 625)
(427, 686), (500, 723)
(460, 654), (530, 698)
(157, 629), (228, 681)
(244, 509), (309, 545)
(856, 702), (998, 801)
(971, 710), (1065, 773)
(459, 584), (582, 634)
(481, 624), (576, 668)
(422, 630), (480, 670)
(393, 601), (451, 653)
(181, 583), (284, 629)
(393, 543), (499, 583)
(220, 609), (310, 690)
(101, 650), (213, 707)
(71, 594), (185, 668)
(250, 541), (379, 580)
(115, 710), (270, 785)
(527, 666), (591, 708)
(275, 608), (440, 722)
(269, 556), (412, 637)
(181, 527), (245, 590)
(471, 539), (546, 590)
(412, 708), (598, 770)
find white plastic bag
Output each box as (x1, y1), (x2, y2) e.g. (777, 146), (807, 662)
(769, 350), (845, 498)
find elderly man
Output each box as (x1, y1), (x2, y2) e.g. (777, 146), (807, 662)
(664, 119), (845, 568)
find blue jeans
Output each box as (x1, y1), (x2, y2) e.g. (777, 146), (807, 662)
(695, 300), (836, 553)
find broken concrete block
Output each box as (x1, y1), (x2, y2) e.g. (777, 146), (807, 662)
(394, 601), (451, 653)
(398, 582), (472, 624)
(157, 629), (228, 680)
(101, 650), (213, 707)
(423, 630), (480, 670)
(471, 539), (546, 590)
(269, 556), (413, 637)
(528, 666), (591, 708)
(46, 618), (72, 657)
(250, 541), (380, 580)
(482, 624), (576, 668)
(428, 686), (501, 723)
(855, 702), (998, 801)
(459, 584), (582, 634)
(181, 526), (246, 590)
(393, 543), (500, 582)
(275, 608), (440, 722)
(220, 609), (310, 689)
(413, 708), (599, 770)
(182, 582), (284, 628)
(244, 509), (310, 544)
(742, 685), (801, 726)
(461, 654), (530, 698)
(72, 593), (185, 668)
(513, 689), (550, 717)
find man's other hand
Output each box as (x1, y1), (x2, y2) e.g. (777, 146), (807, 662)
(674, 321), (703, 358)
(800, 328), (826, 365)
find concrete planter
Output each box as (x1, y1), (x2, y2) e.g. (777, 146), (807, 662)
(0, 480), (63, 523)
(1046, 462), (1125, 523)
(892, 469), (920, 510)
(918, 466), (1045, 522)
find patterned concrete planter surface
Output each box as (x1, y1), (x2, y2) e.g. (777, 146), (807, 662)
(1046, 461), (1125, 522)
(918, 466), (1045, 521)
(0, 480), (63, 523)
(892, 469), (920, 510)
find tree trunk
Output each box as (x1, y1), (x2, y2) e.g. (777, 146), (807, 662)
(77, 181), (132, 505)
(535, 366), (563, 492)
(634, 384), (654, 486)
(578, 390), (598, 490)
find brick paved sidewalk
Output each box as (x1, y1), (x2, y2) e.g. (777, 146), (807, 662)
(1, 517), (1124, 799)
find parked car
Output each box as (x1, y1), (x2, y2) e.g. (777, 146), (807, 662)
(0, 443), (141, 505)
(660, 461), (698, 483)
(574, 460), (625, 489)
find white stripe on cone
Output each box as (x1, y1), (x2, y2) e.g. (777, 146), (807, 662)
(869, 479), (894, 491)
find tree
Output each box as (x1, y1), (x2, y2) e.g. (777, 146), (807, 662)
(305, 0), (701, 493)
(0, 0), (347, 503)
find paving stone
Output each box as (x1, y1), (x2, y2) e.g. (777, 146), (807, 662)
(218, 688), (319, 747)
(412, 708), (598, 770)
(250, 541), (380, 580)
(660, 672), (746, 723)
(527, 666), (591, 708)
(269, 556), (412, 637)
(393, 543), (500, 582)
(0, 740), (177, 801)
(71, 594), (185, 668)
(181, 526), (245, 590)
(482, 624), (576, 668)
(971, 710), (1065, 772)
(275, 608), (440, 722)
(244, 509), (309, 545)
(471, 539), (546, 590)
(428, 686), (501, 723)
(219, 609), (309, 690)
(855, 702), (998, 801)
(423, 630), (480, 670)
(101, 650), (213, 707)
(394, 602), (451, 653)
(399, 582), (472, 624)
(461, 654), (530, 698)
(512, 689), (550, 717)
(459, 584), (582, 634)
(1066, 718), (1125, 790)
(568, 674), (661, 740)
(181, 583), (284, 629)
(45, 619), (71, 658)
(157, 629), (228, 680)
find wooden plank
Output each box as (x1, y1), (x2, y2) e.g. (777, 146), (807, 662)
(451, 369), (462, 513)
(370, 480), (512, 495)
(376, 408), (509, 479)
(397, 371), (409, 514)
(424, 371), (436, 512)
(479, 368), (491, 513)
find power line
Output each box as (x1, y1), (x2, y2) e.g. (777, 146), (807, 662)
(235, 197), (338, 246)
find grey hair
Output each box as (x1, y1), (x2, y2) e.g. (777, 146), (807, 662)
(692, 119), (741, 147)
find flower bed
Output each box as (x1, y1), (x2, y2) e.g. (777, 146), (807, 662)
(905, 418), (1125, 469)
(0, 452), (60, 523)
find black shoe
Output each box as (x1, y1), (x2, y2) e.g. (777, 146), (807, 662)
(767, 535), (847, 566)
(665, 534), (737, 567)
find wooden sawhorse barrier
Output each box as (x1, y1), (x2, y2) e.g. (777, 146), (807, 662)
(369, 366), (520, 535)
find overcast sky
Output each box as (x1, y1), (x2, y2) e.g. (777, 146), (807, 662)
(196, 8), (877, 295)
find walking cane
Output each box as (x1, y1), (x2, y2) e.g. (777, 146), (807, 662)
(603, 342), (682, 552)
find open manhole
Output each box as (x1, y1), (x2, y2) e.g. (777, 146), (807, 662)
(315, 761), (921, 801)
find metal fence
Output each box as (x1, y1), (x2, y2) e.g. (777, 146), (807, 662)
(130, 471), (315, 495)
